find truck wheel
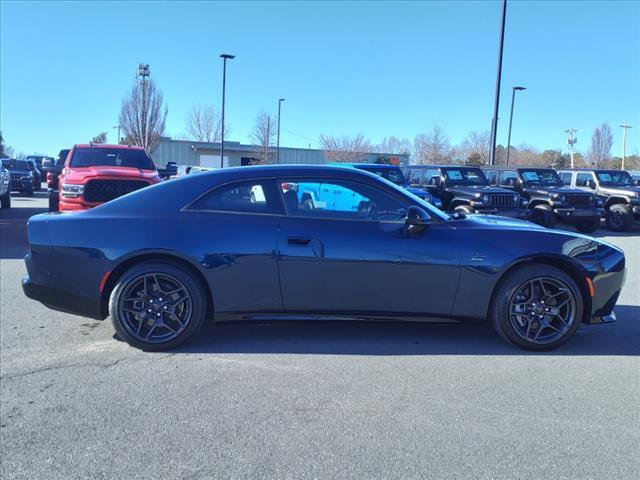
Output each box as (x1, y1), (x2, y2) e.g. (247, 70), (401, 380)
(0, 190), (11, 209)
(109, 262), (207, 351)
(575, 218), (600, 233)
(531, 204), (556, 228)
(490, 264), (583, 351)
(605, 203), (633, 232)
(454, 205), (474, 215)
(48, 191), (59, 212)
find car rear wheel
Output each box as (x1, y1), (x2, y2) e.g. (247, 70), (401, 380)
(531, 204), (556, 228)
(0, 190), (10, 209)
(575, 218), (600, 233)
(109, 262), (207, 351)
(490, 265), (583, 350)
(605, 203), (633, 232)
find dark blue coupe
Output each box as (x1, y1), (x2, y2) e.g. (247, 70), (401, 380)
(23, 165), (626, 351)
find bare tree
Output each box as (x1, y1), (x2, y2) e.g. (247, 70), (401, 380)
(185, 105), (228, 143)
(119, 74), (168, 152)
(91, 132), (108, 144)
(587, 122), (613, 168)
(412, 125), (451, 164)
(458, 131), (490, 165)
(376, 136), (412, 155)
(248, 111), (277, 163)
(319, 133), (372, 162)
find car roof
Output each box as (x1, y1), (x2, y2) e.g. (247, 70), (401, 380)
(481, 166), (556, 171)
(343, 163), (400, 169)
(73, 143), (145, 150)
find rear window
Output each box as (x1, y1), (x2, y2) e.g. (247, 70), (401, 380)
(70, 148), (156, 170)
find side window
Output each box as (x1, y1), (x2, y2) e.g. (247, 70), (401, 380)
(424, 169), (441, 186)
(188, 179), (283, 214)
(281, 178), (408, 222)
(499, 170), (518, 187)
(485, 170), (498, 185)
(407, 168), (422, 186)
(559, 172), (573, 186)
(576, 173), (594, 187)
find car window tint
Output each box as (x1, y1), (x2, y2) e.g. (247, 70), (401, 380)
(559, 172), (572, 185)
(280, 178), (408, 222)
(499, 170), (518, 186)
(407, 168), (422, 186)
(189, 179), (283, 214)
(485, 170), (498, 185)
(576, 173), (593, 187)
(424, 169), (441, 186)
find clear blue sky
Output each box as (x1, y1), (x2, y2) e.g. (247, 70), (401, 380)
(1, 0), (639, 157)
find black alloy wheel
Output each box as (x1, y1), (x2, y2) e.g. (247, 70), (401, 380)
(605, 203), (633, 232)
(109, 262), (206, 351)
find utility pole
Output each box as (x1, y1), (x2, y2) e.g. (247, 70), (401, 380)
(565, 128), (578, 168)
(506, 86), (526, 165)
(620, 123), (632, 170)
(489, 0), (508, 166)
(137, 63), (150, 149)
(219, 53), (235, 168)
(112, 125), (121, 144)
(277, 98), (285, 164)
(264, 116), (270, 164)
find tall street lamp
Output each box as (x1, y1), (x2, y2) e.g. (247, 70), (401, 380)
(505, 86), (526, 165)
(112, 125), (121, 144)
(219, 53), (235, 168)
(277, 98), (285, 164)
(489, 0), (508, 166)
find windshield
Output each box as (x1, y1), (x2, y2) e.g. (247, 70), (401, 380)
(442, 168), (488, 186)
(1, 159), (30, 170)
(360, 167), (406, 186)
(596, 171), (633, 186)
(520, 169), (563, 186)
(70, 148), (156, 170)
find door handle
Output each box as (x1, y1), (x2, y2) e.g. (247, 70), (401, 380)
(288, 236), (311, 246)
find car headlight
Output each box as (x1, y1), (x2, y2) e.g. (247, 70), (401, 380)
(595, 197), (603, 207)
(61, 183), (84, 198)
(555, 195), (566, 204)
(433, 197), (442, 208)
(482, 194), (490, 204)
(521, 198), (528, 207)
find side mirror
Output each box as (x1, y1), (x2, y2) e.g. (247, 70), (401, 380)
(586, 179), (596, 189)
(634, 179), (640, 186)
(405, 206), (431, 234)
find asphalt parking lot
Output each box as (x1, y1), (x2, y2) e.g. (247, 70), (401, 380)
(1, 192), (639, 480)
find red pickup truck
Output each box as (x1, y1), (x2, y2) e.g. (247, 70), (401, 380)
(58, 144), (161, 212)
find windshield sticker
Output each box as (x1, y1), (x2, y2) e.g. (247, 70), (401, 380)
(598, 173), (612, 182)
(522, 171), (539, 182)
(447, 170), (463, 180)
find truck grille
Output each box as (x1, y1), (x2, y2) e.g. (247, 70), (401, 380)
(567, 194), (592, 207)
(487, 193), (517, 208)
(84, 179), (149, 203)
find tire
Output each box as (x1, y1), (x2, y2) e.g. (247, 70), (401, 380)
(0, 190), (10, 209)
(454, 204), (474, 215)
(48, 191), (59, 212)
(574, 218), (600, 233)
(605, 203), (633, 232)
(109, 262), (207, 351)
(490, 264), (583, 351)
(531, 204), (556, 228)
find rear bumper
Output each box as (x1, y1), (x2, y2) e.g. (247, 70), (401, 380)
(554, 207), (604, 223)
(22, 273), (105, 320)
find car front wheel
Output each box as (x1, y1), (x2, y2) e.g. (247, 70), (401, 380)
(109, 262), (207, 351)
(531, 204), (556, 228)
(605, 203), (633, 232)
(0, 190), (10, 209)
(490, 265), (583, 350)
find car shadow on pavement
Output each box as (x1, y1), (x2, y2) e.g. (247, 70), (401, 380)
(171, 304), (640, 356)
(0, 192), (48, 259)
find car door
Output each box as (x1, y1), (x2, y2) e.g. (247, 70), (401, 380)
(276, 176), (460, 316)
(181, 178), (284, 313)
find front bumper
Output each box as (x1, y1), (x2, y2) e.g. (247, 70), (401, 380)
(554, 207), (604, 223)
(10, 178), (32, 191)
(584, 250), (626, 325)
(475, 208), (529, 219)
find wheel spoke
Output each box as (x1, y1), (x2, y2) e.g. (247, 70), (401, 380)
(538, 279), (548, 296)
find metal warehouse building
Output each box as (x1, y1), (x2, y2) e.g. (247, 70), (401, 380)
(151, 137), (410, 169)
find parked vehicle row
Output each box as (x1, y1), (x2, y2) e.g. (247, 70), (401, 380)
(1, 163), (11, 209)
(22, 165), (627, 353)
(403, 164), (640, 232)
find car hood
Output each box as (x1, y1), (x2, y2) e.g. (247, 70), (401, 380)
(447, 185), (513, 196)
(405, 186), (432, 198)
(63, 166), (160, 182)
(601, 185), (640, 197)
(525, 185), (587, 196)
(6, 168), (31, 175)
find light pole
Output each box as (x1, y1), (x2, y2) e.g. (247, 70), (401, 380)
(277, 98), (285, 164)
(219, 53), (235, 168)
(112, 125), (121, 144)
(137, 63), (150, 148)
(620, 123), (632, 170)
(565, 128), (578, 168)
(489, 0), (508, 166)
(505, 86), (526, 165)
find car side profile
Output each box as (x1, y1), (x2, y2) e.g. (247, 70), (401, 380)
(57, 144), (162, 212)
(0, 164), (11, 209)
(23, 165), (625, 352)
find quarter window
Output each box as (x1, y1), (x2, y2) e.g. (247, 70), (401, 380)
(407, 168), (423, 186)
(189, 179), (283, 214)
(576, 173), (594, 187)
(280, 178), (408, 222)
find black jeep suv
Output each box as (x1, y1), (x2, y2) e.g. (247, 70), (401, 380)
(405, 165), (526, 217)
(0, 158), (34, 197)
(484, 167), (603, 232)
(558, 169), (640, 232)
